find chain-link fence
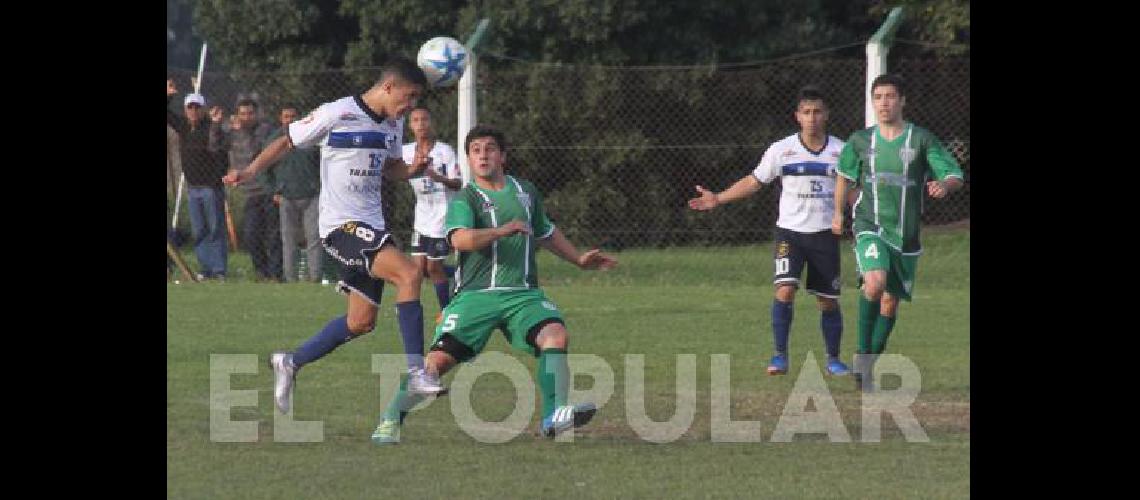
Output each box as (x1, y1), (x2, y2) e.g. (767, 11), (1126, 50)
(167, 55), (968, 281)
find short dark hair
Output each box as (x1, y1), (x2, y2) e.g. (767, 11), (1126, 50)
(796, 85), (826, 107)
(380, 56), (428, 88)
(410, 105), (431, 115)
(236, 98), (258, 110)
(871, 74), (906, 97)
(465, 124), (507, 154)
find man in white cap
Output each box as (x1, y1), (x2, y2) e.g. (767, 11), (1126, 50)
(167, 79), (229, 280)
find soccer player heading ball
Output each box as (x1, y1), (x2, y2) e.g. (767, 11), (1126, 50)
(224, 57), (447, 415)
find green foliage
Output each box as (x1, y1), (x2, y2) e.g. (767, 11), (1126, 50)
(188, 0), (973, 71)
(183, 0), (968, 248)
(871, 0), (970, 54)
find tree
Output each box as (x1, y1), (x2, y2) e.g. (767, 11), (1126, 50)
(193, 0), (356, 72)
(182, 0), (968, 246)
(188, 0), (930, 72)
(870, 0), (970, 55)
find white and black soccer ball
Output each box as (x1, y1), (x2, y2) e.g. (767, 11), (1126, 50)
(417, 36), (469, 87)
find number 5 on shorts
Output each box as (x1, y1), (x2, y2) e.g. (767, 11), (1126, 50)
(441, 314), (459, 332)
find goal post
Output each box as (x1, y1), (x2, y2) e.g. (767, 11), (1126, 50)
(457, 18), (491, 186)
(866, 7), (904, 127)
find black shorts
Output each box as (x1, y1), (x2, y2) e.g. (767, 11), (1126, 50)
(410, 232), (451, 260)
(772, 227), (841, 298)
(322, 221), (393, 306)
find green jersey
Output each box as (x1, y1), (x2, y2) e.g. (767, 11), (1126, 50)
(837, 123), (963, 254)
(445, 175), (555, 293)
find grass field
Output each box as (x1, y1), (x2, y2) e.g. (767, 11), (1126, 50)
(167, 228), (969, 498)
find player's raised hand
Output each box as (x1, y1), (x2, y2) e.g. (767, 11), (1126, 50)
(926, 180), (948, 199)
(577, 248), (618, 271)
(497, 220), (531, 238)
(687, 185), (719, 211)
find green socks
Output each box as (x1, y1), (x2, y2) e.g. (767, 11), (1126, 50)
(537, 348), (568, 419)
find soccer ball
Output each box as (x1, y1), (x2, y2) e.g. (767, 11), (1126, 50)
(417, 36), (469, 87)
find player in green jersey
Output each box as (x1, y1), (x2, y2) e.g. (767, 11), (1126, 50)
(372, 125), (618, 443)
(832, 74), (964, 392)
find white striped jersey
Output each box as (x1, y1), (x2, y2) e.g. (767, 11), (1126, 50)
(751, 133), (845, 233)
(403, 141), (461, 238)
(288, 95), (404, 238)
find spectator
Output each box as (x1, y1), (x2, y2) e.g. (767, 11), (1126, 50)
(210, 98), (282, 282)
(267, 106), (323, 282)
(166, 78), (228, 280)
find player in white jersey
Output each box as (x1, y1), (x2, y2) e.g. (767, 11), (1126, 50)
(401, 106), (462, 314)
(224, 57), (445, 417)
(688, 87), (851, 377)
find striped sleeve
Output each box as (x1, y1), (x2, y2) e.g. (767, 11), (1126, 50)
(836, 141), (861, 182)
(925, 136), (964, 182)
(445, 190), (476, 243)
(288, 103), (337, 149)
(751, 143), (780, 183)
(530, 184), (555, 239)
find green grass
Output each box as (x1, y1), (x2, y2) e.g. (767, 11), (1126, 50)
(168, 229), (969, 498)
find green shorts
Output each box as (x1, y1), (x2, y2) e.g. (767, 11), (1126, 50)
(431, 288), (565, 362)
(854, 233), (919, 301)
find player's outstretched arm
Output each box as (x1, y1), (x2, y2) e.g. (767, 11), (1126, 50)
(538, 228), (617, 271)
(687, 175), (761, 211)
(222, 134), (293, 186)
(450, 220), (530, 252)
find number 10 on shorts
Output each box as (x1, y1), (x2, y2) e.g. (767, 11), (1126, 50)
(775, 258), (790, 275)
